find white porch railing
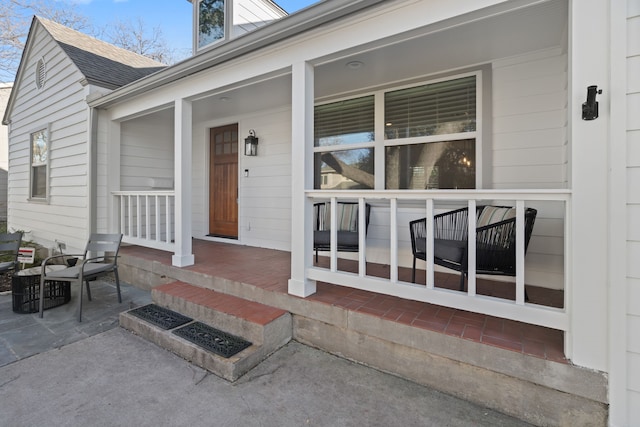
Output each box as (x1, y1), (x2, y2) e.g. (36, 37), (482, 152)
(112, 191), (176, 251)
(306, 189), (571, 333)
(111, 188), (570, 333)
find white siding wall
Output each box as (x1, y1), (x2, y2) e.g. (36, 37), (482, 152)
(492, 49), (568, 189)
(120, 110), (174, 191)
(238, 108), (292, 250)
(231, 0), (287, 38)
(492, 47), (568, 290)
(626, 3), (640, 423)
(7, 25), (89, 252)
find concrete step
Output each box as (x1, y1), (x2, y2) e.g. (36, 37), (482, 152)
(120, 281), (291, 381)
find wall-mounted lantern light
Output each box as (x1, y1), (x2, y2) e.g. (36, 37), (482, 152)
(244, 129), (258, 156)
(582, 85), (602, 120)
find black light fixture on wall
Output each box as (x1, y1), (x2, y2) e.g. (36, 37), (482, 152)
(582, 85), (602, 120)
(244, 129), (258, 156)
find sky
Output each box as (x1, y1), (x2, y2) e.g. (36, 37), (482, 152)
(70, 0), (319, 59)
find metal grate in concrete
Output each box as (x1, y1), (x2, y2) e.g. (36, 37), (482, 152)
(128, 304), (193, 330)
(173, 322), (252, 358)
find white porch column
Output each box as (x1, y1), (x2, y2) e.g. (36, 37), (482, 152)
(568, 1), (609, 371)
(172, 99), (195, 267)
(288, 61), (316, 297)
(107, 118), (121, 235)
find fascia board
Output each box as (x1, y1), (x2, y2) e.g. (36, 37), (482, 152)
(2, 17), (40, 125)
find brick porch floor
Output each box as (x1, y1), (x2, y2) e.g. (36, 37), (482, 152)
(119, 239), (567, 364)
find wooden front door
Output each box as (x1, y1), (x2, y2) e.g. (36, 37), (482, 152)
(209, 124), (238, 238)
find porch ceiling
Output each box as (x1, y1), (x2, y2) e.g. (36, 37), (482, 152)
(192, 74), (292, 123)
(314, 0), (568, 99)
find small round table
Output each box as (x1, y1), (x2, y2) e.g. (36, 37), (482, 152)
(12, 265), (70, 314)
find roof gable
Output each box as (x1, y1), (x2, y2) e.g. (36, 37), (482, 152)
(3, 16), (166, 125)
(38, 17), (166, 89)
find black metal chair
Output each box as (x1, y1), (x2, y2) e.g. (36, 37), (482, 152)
(314, 202), (371, 262)
(39, 233), (123, 321)
(409, 206), (537, 291)
(0, 232), (23, 290)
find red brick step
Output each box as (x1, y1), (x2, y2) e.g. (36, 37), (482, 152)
(120, 281), (291, 381)
(154, 281), (287, 326)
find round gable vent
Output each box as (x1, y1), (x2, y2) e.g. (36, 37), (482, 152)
(35, 58), (46, 89)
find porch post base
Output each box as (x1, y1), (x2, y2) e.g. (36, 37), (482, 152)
(288, 278), (316, 297)
(172, 254), (195, 267)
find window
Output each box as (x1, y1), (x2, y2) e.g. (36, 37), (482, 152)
(30, 129), (48, 199)
(385, 75), (477, 189)
(313, 73), (480, 191)
(198, 0), (226, 49)
(384, 76), (476, 139)
(314, 96), (375, 190)
(385, 140), (475, 189)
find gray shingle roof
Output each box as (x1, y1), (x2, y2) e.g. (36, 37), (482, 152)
(38, 17), (166, 89)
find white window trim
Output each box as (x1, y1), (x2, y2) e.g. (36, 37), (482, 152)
(28, 124), (51, 203)
(314, 70), (484, 190)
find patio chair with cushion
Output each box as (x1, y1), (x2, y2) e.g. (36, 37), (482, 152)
(314, 202), (371, 262)
(409, 206), (537, 291)
(0, 232), (23, 290)
(39, 233), (123, 321)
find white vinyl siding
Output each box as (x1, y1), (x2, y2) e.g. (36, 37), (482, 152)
(492, 48), (568, 189)
(237, 108), (292, 250)
(7, 24), (90, 251)
(231, 0), (286, 38)
(492, 48), (567, 290)
(627, 4), (640, 423)
(120, 110), (174, 191)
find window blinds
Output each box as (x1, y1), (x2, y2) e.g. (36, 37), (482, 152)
(384, 76), (476, 139)
(314, 95), (375, 147)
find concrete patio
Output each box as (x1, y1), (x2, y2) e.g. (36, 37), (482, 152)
(0, 278), (151, 367)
